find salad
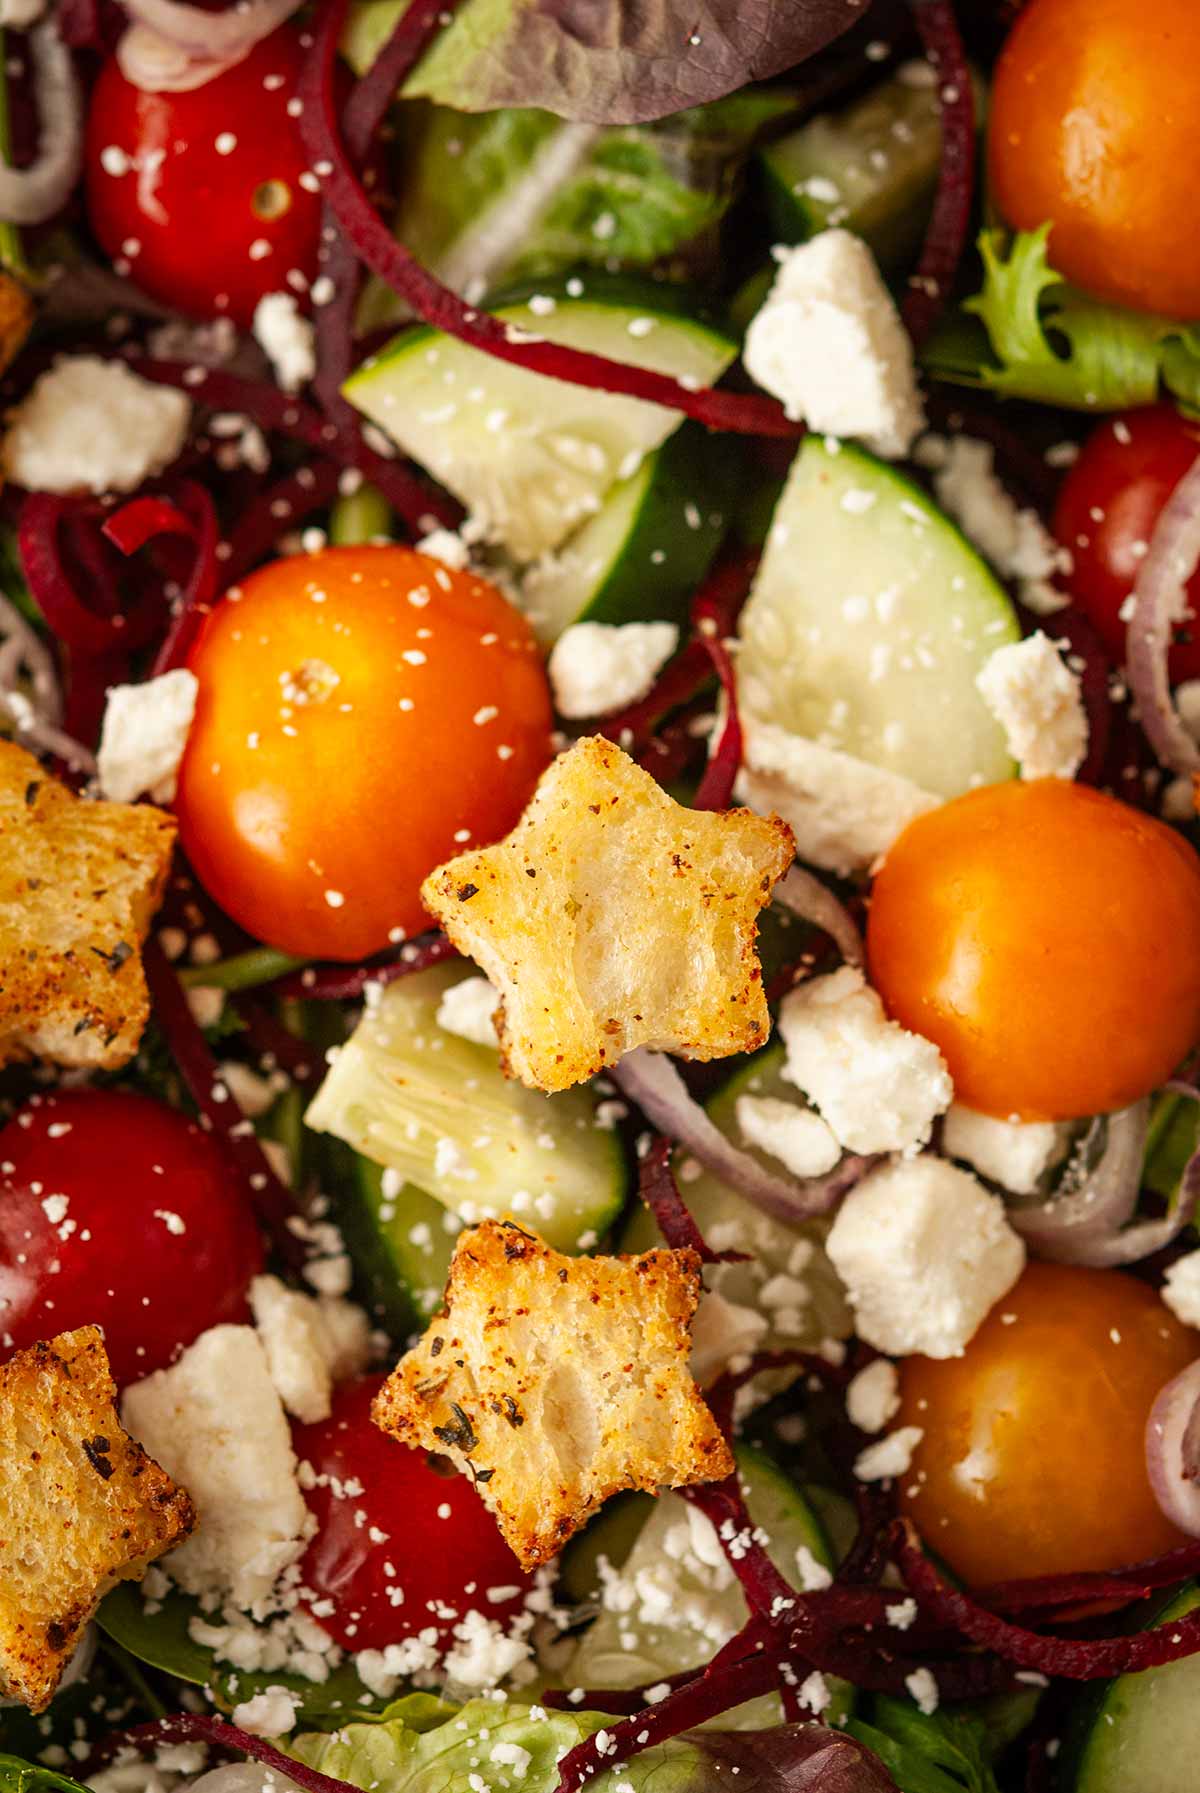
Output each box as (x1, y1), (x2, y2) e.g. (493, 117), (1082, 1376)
(3, 0), (1200, 1789)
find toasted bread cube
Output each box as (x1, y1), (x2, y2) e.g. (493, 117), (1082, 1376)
(0, 741), (175, 1069)
(0, 1326), (194, 1712)
(421, 736), (794, 1093)
(372, 1220), (734, 1569)
(0, 273), (32, 384)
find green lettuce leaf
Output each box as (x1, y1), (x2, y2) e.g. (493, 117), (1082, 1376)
(342, 0), (869, 124)
(844, 1698), (1000, 1793)
(290, 1695), (900, 1793)
(923, 226), (1200, 412)
(0, 1758), (91, 1793)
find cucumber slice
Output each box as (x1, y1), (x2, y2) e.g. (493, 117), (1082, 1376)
(737, 436), (1019, 797)
(343, 288), (737, 561)
(321, 1138), (455, 1338)
(519, 424), (731, 644)
(619, 1044), (852, 1349)
(558, 1491), (654, 1605)
(1144, 1090), (1200, 1205)
(304, 963), (629, 1254)
(1061, 1584), (1200, 1793)
(563, 1443), (851, 1726)
(760, 62), (942, 268)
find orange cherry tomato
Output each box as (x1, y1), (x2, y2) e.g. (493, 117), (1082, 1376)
(174, 546), (553, 960)
(897, 1262), (1198, 1585)
(866, 780), (1200, 1121)
(988, 0), (1200, 319)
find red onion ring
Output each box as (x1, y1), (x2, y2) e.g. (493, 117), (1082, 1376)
(1006, 1103), (1145, 1260)
(1126, 449), (1200, 775)
(1146, 1359), (1200, 1538)
(611, 1047), (874, 1225)
(773, 865), (864, 968)
(115, 0), (302, 91)
(901, 0), (976, 348)
(0, 23), (83, 226)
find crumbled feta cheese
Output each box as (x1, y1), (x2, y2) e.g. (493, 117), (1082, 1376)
(122, 1324), (309, 1613)
(249, 1274), (371, 1424)
(917, 436), (1071, 614)
(886, 1597), (918, 1631)
(491, 1744), (532, 1779)
(2, 356), (190, 495)
(229, 1686), (301, 1737)
(798, 1669), (833, 1713)
(96, 669), (199, 804)
(854, 1425), (924, 1481)
(976, 632), (1088, 780)
(435, 974), (501, 1048)
(416, 528), (472, 569)
(827, 1157), (1026, 1358)
(905, 1667), (940, 1716)
(744, 230), (925, 457)
(189, 1769), (305, 1793)
(689, 1289), (769, 1386)
(442, 1609), (532, 1690)
(735, 1093), (841, 1178)
(354, 1632), (443, 1698)
(795, 1545), (833, 1592)
(942, 1103), (1072, 1197)
(845, 1358), (900, 1434)
(1163, 1250), (1200, 1328)
(252, 293), (316, 394)
(778, 967), (953, 1154)
(734, 716), (939, 877)
(547, 621), (679, 720)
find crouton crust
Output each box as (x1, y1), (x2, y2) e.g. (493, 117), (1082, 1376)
(372, 1220), (734, 1569)
(0, 1326), (195, 1712)
(0, 273), (32, 385)
(0, 741), (175, 1070)
(421, 735), (794, 1092)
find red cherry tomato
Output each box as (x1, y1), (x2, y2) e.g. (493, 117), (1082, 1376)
(174, 545), (554, 961)
(0, 1089), (263, 1386)
(294, 1377), (533, 1651)
(84, 29), (323, 326)
(1053, 406), (1200, 682)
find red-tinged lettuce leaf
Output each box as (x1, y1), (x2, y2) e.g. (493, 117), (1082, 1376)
(344, 0), (873, 123)
(693, 1728), (901, 1792)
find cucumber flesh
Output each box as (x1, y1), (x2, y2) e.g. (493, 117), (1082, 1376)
(304, 963), (629, 1254)
(344, 293), (737, 561)
(321, 1139), (455, 1339)
(1061, 1584), (1200, 1793)
(737, 435), (1019, 797)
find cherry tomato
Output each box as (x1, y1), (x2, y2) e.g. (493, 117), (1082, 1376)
(897, 1262), (1198, 1584)
(867, 780), (1200, 1121)
(0, 1089), (263, 1386)
(294, 1376), (533, 1651)
(84, 29), (322, 326)
(1053, 407), (1200, 682)
(174, 545), (553, 961)
(988, 0), (1200, 319)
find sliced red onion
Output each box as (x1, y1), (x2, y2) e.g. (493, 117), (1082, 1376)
(1147, 1360), (1200, 1538)
(1126, 449), (1200, 775)
(774, 865), (864, 968)
(1007, 1102), (1149, 1263)
(611, 1046), (872, 1224)
(0, 23), (82, 225)
(115, 0), (302, 90)
(0, 590), (62, 729)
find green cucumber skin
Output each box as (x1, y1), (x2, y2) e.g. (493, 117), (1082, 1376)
(320, 1139), (453, 1341)
(1060, 1584), (1200, 1793)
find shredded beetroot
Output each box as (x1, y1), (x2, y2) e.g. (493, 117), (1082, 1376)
(85, 1715), (360, 1793)
(234, 996), (324, 1088)
(268, 931), (459, 1000)
(101, 495), (195, 557)
(976, 1538), (1200, 1616)
(691, 623), (742, 811)
(100, 481), (220, 675)
(224, 460), (344, 582)
(704, 1346), (848, 1439)
(901, 0), (976, 348)
(19, 495), (161, 655)
(636, 1134), (746, 1264)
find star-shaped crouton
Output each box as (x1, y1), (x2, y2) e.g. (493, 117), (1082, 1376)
(420, 735), (794, 1092)
(372, 1220), (734, 1569)
(0, 1326), (195, 1711)
(0, 741), (175, 1070)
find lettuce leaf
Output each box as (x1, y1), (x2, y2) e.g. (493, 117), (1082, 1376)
(290, 1695), (900, 1793)
(923, 226), (1200, 412)
(845, 1699), (1000, 1793)
(0, 1758), (91, 1793)
(342, 0), (870, 124)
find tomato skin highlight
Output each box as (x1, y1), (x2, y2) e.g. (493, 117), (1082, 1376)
(174, 545), (554, 961)
(897, 1262), (1198, 1585)
(988, 0), (1200, 320)
(867, 780), (1200, 1121)
(83, 30), (323, 326)
(0, 1089), (263, 1386)
(1053, 406), (1200, 683)
(294, 1376), (533, 1652)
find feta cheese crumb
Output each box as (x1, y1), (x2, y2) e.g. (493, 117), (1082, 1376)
(976, 632), (1088, 781)
(547, 621), (678, 720)
(827, 1156), (1026, 1359)
(845, 1358), (901, 1434)
(798, 1669), (832, 1714)
(1163, 1250), (1200, 1328)
(490, 1744), (532, 1779)
(795, 1545), (833, 1592)
(442, 1609), (532, 1690)
(230, 1685), (301, 1737)
(886, 1597), (918, 1631)
(253, 293), (316, 394)
(854, 1425), (924, 1481)
(97, 669), (199, 804)
(416, 528), (471, 569)
(778, 966), (952, 1154)
(942, 1103), (1072, 1197)
(122, 1324), (309, 1613)
(689, 1289), (769, 1386)
(436, 974), (501, 1048)
(906, 1668), (940, 1716)
(735, 1094), (841, 1178)
(918, 435), (1070, 614)
(3, 356), (190, 495)
(249, 1274), (371, 1424)
(744, 230), (925, 457)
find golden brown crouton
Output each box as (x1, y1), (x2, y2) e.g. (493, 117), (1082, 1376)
(372, 1220), (734, 1569)
(420, 735), (794, 1093)
(0, 741), (175, 1070)
(0, 273), (32, 385)
(0, 1326), (194, 1712)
